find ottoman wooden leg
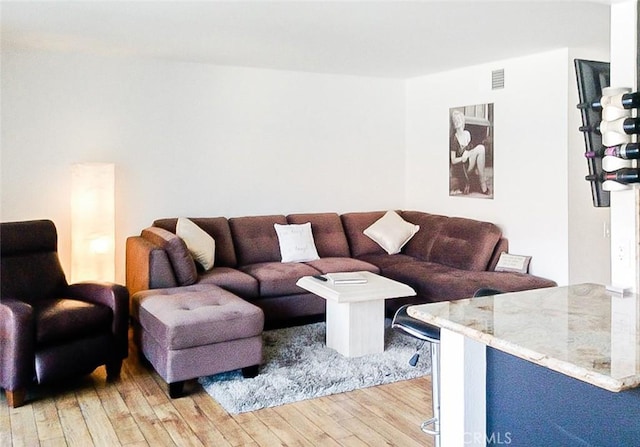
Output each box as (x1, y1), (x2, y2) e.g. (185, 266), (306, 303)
(6, 388), (26, 408)
(242, 365), (260, 378)
(169, 381), (184, 398)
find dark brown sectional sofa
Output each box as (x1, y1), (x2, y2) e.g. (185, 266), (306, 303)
(126, 210), (556, 328)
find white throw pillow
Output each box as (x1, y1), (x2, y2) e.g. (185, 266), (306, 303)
(274, 222), (320, 263)
(176, 217), (216, 270)
(364, 210), (420, 255)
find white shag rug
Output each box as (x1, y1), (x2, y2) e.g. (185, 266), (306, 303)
(199, 320), (431, 414)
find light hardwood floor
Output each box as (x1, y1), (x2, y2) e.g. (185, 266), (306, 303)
(1, 329), (434, 447)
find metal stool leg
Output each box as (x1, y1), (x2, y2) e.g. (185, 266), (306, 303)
(420, 341), (440, 447)
(391, 304), (442, 445)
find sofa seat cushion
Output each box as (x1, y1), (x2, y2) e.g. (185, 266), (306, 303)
(35, 298), (112, 346)
(255, 293), (326, 328)
(304, 257), (380, 275)
(357, 253), (418, 270)
(383, 261), (556, 303)
(135, 284), (264, 351)
(240, 262), (320, 297)
(198, 267), (259, 299)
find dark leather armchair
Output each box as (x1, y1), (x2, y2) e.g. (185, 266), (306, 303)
(0, 219), (129, 407)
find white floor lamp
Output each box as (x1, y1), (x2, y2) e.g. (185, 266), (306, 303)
(70, 162), (115, 283)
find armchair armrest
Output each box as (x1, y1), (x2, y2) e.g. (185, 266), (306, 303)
(66, 283), (130, 358)
(0, 298), (35, 391)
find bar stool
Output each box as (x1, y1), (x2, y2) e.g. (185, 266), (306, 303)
(392, 304), (442, 444)
(392, 288), (503, 446)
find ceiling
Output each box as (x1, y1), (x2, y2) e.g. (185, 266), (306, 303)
(1, 1), (613, 79)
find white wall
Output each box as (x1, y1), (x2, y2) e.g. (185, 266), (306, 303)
(2, 47), (613, 287)
(608, 0), (640, 292)
(405, 49), (610, 284)
(1, 51), (406, 282)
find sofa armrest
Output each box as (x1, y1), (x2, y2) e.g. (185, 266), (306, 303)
(126, 236), (178, 296)
(487, 237), (509, 271)
(66, 282), (130, 358)
(0, 298), (35, 391)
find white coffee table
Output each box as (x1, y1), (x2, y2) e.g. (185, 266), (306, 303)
(296, 271), (416, 357)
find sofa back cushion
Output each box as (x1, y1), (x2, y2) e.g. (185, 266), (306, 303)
(153, 217), (238, 267)
(287, 213), (350, 258)
(340, 211), (388, 257)
(401, 211), (448, 261)
(229, 215), (288, 265)
(141, 227), (198, 286)
(427, 217), (502, 271)
(1, 219), (68, 306)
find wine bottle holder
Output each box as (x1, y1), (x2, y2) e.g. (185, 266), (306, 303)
(575, 60), (640, 203)
(575, 59), (611, 207)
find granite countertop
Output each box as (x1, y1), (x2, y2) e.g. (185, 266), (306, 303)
(407, 283), (640, 392)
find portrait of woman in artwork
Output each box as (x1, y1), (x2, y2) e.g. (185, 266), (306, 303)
(449, 105), (494, 198)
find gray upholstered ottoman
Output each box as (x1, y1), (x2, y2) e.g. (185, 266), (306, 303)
(131, 284), (264, 397)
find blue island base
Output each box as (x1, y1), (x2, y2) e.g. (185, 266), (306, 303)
(486, 347), (640, 446)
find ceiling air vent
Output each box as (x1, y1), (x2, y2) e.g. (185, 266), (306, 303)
(492, 69), (505, 89)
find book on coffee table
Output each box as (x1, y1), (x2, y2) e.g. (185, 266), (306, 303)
(324, 272), (368, 285)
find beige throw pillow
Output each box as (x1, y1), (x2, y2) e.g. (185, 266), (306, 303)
(274, 222), (320, 263)
(364, 210), (420, 255)
(176, 217), (216, 270)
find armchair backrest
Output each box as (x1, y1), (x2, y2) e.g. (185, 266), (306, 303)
(1, 220), (68, 305)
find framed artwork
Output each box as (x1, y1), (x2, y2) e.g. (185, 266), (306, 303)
(449, 103), (494, 199)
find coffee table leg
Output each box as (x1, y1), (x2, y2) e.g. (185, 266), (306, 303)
(325, 299), (385, 357)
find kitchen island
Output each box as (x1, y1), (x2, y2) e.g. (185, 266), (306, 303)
(408, 283), (640, 446)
